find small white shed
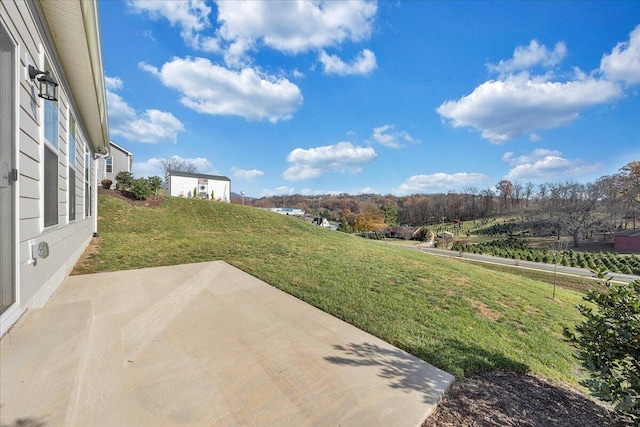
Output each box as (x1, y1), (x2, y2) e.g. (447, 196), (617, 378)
(166, 171), (231, 202)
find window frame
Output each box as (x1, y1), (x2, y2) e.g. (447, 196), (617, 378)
(42, 57), (58, 228)
(68, 114), (76, 221)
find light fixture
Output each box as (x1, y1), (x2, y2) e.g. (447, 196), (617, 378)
(28, 65), (58, 101)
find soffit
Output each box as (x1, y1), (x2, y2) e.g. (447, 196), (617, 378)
(40, 0), (109, 154)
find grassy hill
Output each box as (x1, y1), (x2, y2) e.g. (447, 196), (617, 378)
(78, 194), (590, 385)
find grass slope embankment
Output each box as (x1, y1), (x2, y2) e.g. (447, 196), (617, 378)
(79, 195), (588, 385)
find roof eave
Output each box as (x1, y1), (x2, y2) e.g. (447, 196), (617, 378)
(40, 0), (109, 155)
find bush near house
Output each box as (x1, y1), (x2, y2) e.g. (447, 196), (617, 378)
(564, 272), (640, 423)
(129, 177), (152, 200)
(147, 176), (163, 197)
(101, 179), (112, 190)
(115, 171), (134, 191)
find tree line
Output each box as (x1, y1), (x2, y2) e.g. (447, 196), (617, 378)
(245, 161), (639, 247)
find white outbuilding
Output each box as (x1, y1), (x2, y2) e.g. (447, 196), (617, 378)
(166, 171), (231, 202)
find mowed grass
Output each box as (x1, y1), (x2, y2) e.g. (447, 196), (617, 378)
(79, 195), (588, 385)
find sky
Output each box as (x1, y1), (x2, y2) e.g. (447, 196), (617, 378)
(99, 1), (640, 198)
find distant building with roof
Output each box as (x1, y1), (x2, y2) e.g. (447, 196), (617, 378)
(265, 207), (305, 217)
(614, 229), (640, 251)
(165, 171), (231, 202)
(98, 141), (133, 183)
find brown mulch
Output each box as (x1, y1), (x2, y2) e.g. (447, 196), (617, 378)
(97, 188), (164, 207)
(423, 371), (632, 427)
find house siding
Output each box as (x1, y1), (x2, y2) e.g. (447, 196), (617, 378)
(99, 141), (133, 183)
(1, 0), (104, 336)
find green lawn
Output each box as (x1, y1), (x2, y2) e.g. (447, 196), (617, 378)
(78, 195), (590, 385)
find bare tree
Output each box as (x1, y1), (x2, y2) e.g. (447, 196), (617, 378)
(618, 161), (640, 229)
(161, 156), (198, 179)
(496, 180), (513, 213)
(542, 181), (601, 247)
(523, 182), (535, 207)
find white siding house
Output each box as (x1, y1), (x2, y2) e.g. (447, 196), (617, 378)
(166, 171), (231, 202)
(0, 0), (109, 336)
(98, 140), (133, 184)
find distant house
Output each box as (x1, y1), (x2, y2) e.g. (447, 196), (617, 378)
(614, 229), (640, 251)
(267, 207), (305, 217)
(1, 0), (109, 336)
(166, 171), (231, 202)
(98, 141), (133, 183)
(312, 217), (331, 227)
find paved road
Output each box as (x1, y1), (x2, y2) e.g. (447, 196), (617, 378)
(393, 243), (640, 284)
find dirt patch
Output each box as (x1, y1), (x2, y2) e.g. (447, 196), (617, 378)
(71, 237), (101, 275)
(423, 371), (631, 427)
(98, 188), (164, 207)
(465, 297), (501, 321)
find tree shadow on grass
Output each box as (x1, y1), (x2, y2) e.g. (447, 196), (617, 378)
(413, 337), (530, 379)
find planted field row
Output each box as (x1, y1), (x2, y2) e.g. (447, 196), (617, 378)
(451, 238), (640, 275)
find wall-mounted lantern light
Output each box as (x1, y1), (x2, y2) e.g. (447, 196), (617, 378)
(28, 65), (58, 101)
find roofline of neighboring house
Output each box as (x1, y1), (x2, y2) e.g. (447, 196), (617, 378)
(166, 171), (231, 182)
(614, 229), (640, 238)
(33, 0), (109, 155)
(109, 141), (134, 157)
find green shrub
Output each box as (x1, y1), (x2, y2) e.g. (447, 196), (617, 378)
(101, 179), (112, 190)
(147, 176), (163, 196)
(115, 171), (134, 191)
(129, 177), (152, 200)
(564, 272), (640, 422)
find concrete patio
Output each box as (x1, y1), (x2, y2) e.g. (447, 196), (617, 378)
(1, 261), (454, 426)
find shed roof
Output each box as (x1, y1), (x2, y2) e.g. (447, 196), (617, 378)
(614, 229), (640, 238)
(167, 171), (231, 182)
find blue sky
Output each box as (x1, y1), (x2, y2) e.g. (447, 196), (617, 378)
(99, 1), (640, 198)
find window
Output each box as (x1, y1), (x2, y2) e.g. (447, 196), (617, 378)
(106, 156), (113, 173)
(68, 115), (76, 221)
(43, 58), (58, 227)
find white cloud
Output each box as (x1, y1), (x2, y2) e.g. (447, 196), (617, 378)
(600, 24), (640, 86)
(319, 49), (377, 76)
(128, 0), (212, 49)
(502, 149), (601, 182)
(231, 167), (264, 180)
(437, 71), (622, 144)
(395, 172), (488, 195)
(283, 141), (377, 181)
(371, 124), (419, 148)
(259, 186), (295, 198)
(141, 57), (303, 123)
(106, 77), (185, 144)
(132, 155), (216, 178)
(360, 187), (376, 194)
(487, 40), (567, 75)
(129, 0), (377, 70)
(105, 76), (123, 91)
(214, 1), (377, 65)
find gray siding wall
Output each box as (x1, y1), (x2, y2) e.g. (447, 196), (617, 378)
(1, 0), (98, 334)
(100, 144), (131, 184)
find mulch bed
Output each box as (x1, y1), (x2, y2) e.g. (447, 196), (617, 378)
(97, 188), (164, 207)
(423, 371), (631, 427)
